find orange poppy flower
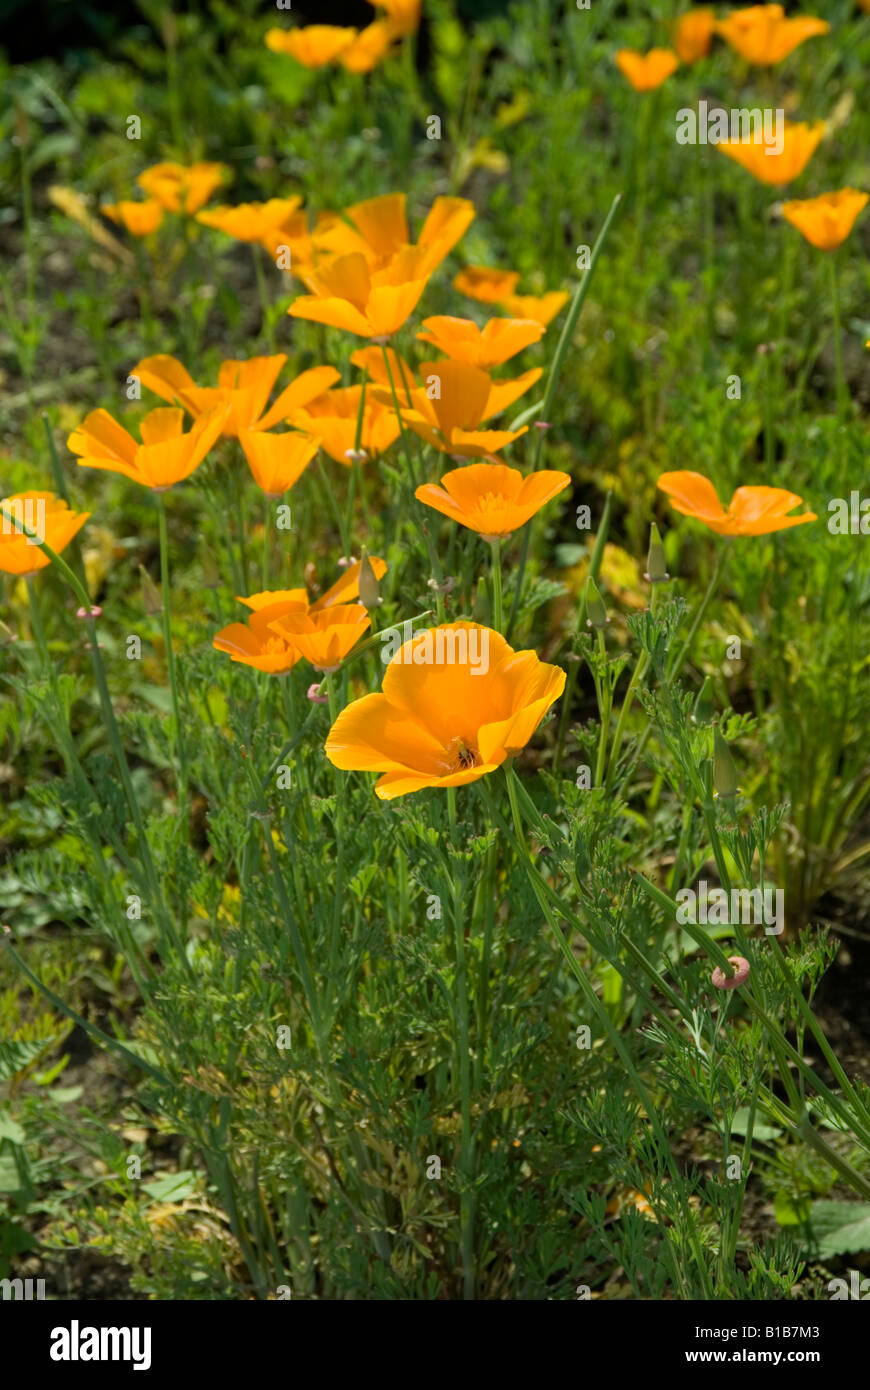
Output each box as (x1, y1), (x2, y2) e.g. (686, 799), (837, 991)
(238, 430), (320, 496)
(267, 603), (370, 672)
(265, 25), (358, 67)
(324, 622), (566, 799)
(673, 9), (716, 62)
(415, 462), (571, 540)
(380, 360), (541, 458)
(132, 354), (340, 437)
(136, 161), (228, 215)
(196, 197), (304, 248)
(454, 266), (521, 304)
(499, 291), (570, 327)
(287, 385), (400, 464)
(68, 406), (226, 491)
(781, 188), (869, 250)
(101, 199), (164, 237)
(213, 595), (306, 674)
(416, 316), (545, 367)
(718, 119), (824, 186)
(715, 4), (829, 65)
(0, 492), (90, 577)
(657, 471), (816, 536)
(289, 246), (432, 339)
(340, 20), (399, 72)
(313, 193), (475, 276)
(372, 0), (421, 36)
(615, 48), (680, 91)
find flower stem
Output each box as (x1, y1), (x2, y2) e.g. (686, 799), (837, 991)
(489, 539), (503, 632)
(156, 491), (189, 806)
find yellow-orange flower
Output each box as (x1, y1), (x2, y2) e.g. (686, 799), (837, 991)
(718, 119), (824, 186)
(265, 25), (357, 67)
(615, 48), (680, 91)
(313, 192), (475, 275)
(417, 316), (545, 367)
(658, 470), (816, 536)
(499, 291), (569, 327)
(454, 266), (521, 304)
(132, 354), (340, 437)
(287, 385), (400, 464)
(238, 430), (319, 496)
(214, 558), (388, 673)
(380, 360), (541, 458)
(0, 492), (90, 577)
(372, 0), (421, 36)
(416, 462), (570, 540)
(325, 622), (566, 799)
(136, 161), (228, 215)
(715, 4), (829, 65)
(68, 406), (226, 490)
(101, 199), (164, 237)
(213, 595), (306, 674)
(268, 603), (370, 672)
(289, 247), (431, 338)
(781, 188), (868, 250)
(340, 20), (399, 72)
(674, 9), (716, 62)
(196, 197), (304, 248)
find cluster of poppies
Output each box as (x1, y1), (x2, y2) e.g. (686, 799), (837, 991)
(617, 3), (868, 246)
(265, 0), (420, 76)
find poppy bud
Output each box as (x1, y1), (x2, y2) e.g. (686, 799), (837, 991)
(584, 576), (609, 629)
(644, 523), (670, 583)
(358, 548), (382, 610)
(692, 676), (714, 725)
(713, 726), (739, 799)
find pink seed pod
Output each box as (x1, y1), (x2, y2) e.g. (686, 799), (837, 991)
(712, 956), (750, 990)
(76, 605), (102, 619)
(534, 420), (552, 431)
(307, 683), (328, 704)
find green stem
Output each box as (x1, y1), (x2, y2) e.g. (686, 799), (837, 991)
(157, 492), (189, 805)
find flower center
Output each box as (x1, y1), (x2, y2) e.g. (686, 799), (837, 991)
(444, 736), (480, 772)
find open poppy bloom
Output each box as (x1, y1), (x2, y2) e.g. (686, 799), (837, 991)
(265, 25), (358, 67)
(417, 316), (545, 368)
(289, 247), (432, 339)
(454, 267), (521, 304)
(715, 4), (829, 65)
(214, 559), (387, 674)
(340, 20), (400, 72)
(196, 197), (304, 249)
(287, 385), (401, 464)
(658, 471), (816, 536)
(674, 9), (716, 62)
(132, 354), (340, 437)
(781, 189), (869, 250)
(615, 48), (680, 91)
(68, 406), (227, 490)
(101, 199), (164, 237)
(0, 492), (90, 577)
(136, 161), (228, 215)
(312, 193), (475, 277)
(718, 119), (824, 186)
(372, 0), (421, 36)
(267, 603), (370, 672)
(213, 595), (306, 674)
(378, 360), (541, 458)
(416, 462), (570, 541)
(238, 429), (320, 496)
(325, 622), (566, 799)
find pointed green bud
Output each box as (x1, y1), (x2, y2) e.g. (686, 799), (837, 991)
(584, 576), (609, 629)
(358, 548), (382, 610)
(692, 676), (714, 725)
(713, 726), (739, 799)
(644, 523), (669, 584)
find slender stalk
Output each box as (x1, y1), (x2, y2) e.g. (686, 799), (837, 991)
(446, 786), (475, 1300)
(829, 252), (847, 424)
(156, 492), (189, 805)
(489, 539), (503, 632)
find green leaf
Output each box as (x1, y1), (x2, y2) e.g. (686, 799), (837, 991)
(142, 1170), (199, 1203)
(730, 1107), (782, 1141)
(807, 1201), (870, 1258)
(774, 1190), (811, 1226)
